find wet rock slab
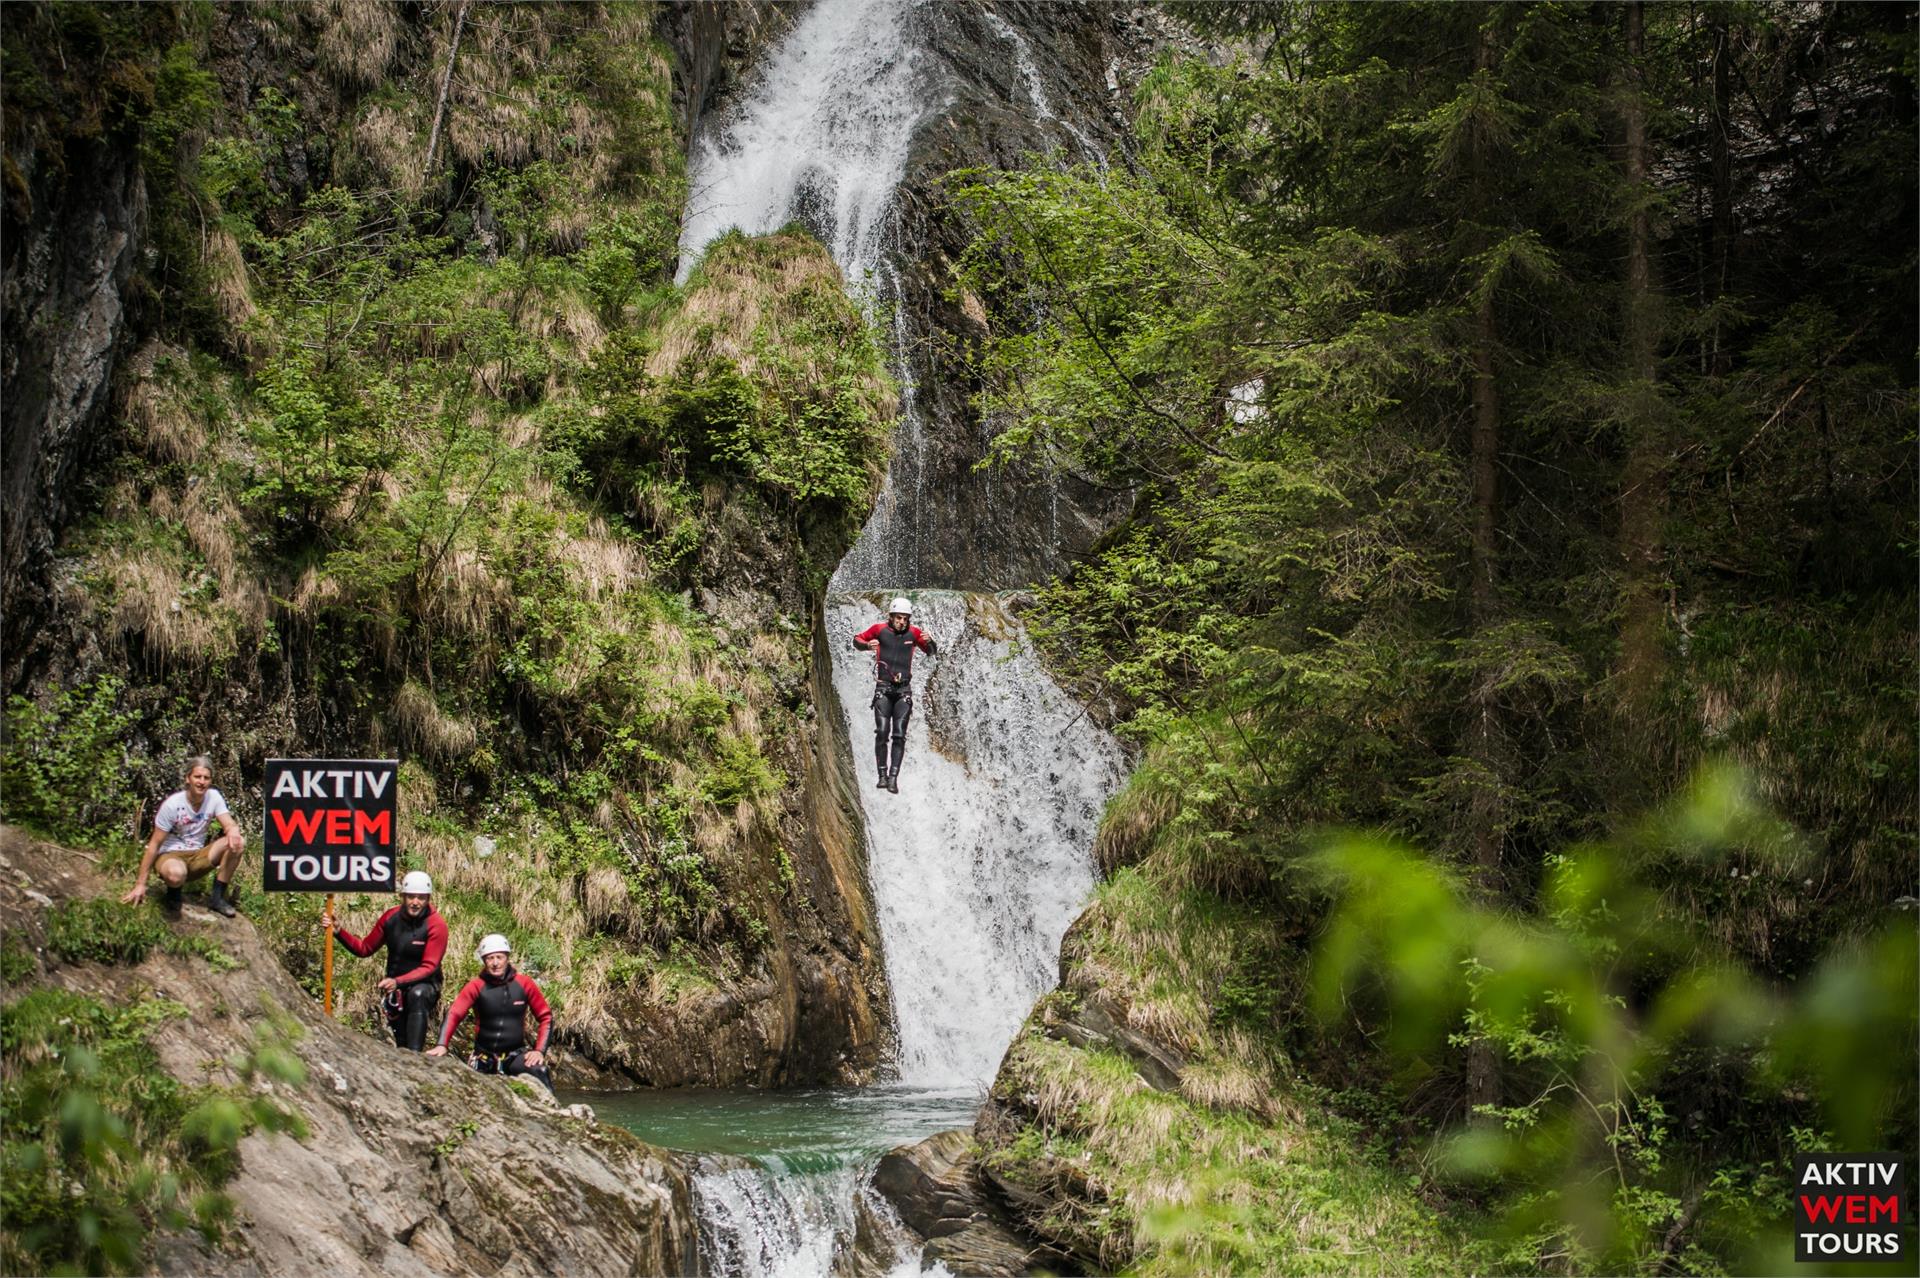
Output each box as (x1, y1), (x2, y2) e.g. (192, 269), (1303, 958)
(862, 1128), (1077, 1277)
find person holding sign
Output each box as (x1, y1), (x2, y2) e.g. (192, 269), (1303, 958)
(121, 756), (246, 918)
(322, 871), (447, 1051)
(427, 934), (554, 1092)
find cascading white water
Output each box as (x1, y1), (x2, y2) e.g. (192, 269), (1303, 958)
(676, 0), (932, 289)
(832, 593), (1126, 1086)
(693, 1161), (937, 1278)
(980, 9), (1104, 161)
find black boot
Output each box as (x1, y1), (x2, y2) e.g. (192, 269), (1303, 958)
(877, 768), (889, 789)
(887, 770), (900, 794)
(162, 885), (184, 917)
(207, 879), (237, 918)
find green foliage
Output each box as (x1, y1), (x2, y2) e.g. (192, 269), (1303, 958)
(961, 5), (1913, 1271)
(46, 898), (169, 966)
(433, 1118), (479, 1157)
(1, 677), (138, 846)
(1311, 766), (1917, 1273)
(0, 940), (35, 985)
(46, 897), (241, 972)
(0, 988), (300, 1276)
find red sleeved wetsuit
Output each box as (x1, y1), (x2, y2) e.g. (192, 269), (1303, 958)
(853, 622), (934, 686)
(436, 968), (553, 1055)
(333, 905), (447, 985)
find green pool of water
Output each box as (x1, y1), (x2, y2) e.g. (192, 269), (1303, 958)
(560, 1085), (983, 1174)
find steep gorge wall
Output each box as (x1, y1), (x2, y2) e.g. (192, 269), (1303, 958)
(825, 1), (1201, 592)
(1, 1), (890, 1090)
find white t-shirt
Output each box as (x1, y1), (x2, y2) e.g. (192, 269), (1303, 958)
(155, 788), (231, 853)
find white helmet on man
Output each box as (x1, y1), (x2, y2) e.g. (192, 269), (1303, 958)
(888, 597), (913, 617)
(400, 870), (434, 895)
(476, 933), (512, 959)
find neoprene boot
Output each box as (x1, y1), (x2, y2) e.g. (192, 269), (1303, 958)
(877, 768), (889, 789)
(208, 879), (236, 918)
(887, 771), (900, 794)
(163, 885), (184, 917)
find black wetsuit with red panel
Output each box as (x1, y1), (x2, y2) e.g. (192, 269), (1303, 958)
(438, 966), (555, 1091)
(852, 621), (936, 779)
(332, 905), (446, 1051)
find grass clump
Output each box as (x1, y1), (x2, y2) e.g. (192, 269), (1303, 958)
(988, 1031), (1470, 1277)
(46, 897), (239, 971)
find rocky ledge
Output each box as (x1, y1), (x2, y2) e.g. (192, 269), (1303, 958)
(0, 825), (700, 1277)
(856, 1128), (1076, 1277)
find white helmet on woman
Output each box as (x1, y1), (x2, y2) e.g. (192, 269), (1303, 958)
(888, 597), (913, 616)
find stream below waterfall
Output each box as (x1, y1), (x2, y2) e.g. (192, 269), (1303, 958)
(571, 1086), (980, 1277)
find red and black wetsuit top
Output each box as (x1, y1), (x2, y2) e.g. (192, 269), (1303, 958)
(854, 622), (934, 686)
(437, 966), (553, 1055)
(333, 905), (447, 984)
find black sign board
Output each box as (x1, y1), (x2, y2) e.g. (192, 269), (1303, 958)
(263, 758), (399, 892)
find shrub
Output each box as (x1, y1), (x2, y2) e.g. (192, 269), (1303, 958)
(1, 676), (139, 845)
(0, 990), (301, 1275)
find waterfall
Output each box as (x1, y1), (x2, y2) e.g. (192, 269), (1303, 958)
(692, 1161), (935, 1278)
(676, 0), (932, 289)
(672, 3), (1129, 1271)
(831, 593), (1125, 1086)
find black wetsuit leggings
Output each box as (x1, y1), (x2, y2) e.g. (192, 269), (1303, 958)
(473, 1048), (554, 1093)
(386, 982), (440, 1052)
(872, 683), (912, 776)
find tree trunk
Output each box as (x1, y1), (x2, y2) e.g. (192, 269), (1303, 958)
(1708, 13), (1734, 377)
(424, 0), (472, 180)
(1464, 13), (1504, 1114)
(1618, 1), (1667, 725)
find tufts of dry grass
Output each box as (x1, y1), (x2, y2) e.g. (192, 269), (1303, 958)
(123, 368), (200, 467)
(316, 0), (401, 89)
(391, 681), (479, 760)
(1094, 766), (1179, 874)
(652, 233), (889, 407)
(201, 223), (259, 343)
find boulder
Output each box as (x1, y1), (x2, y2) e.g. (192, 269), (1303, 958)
(865, 1128), (1076, 1277)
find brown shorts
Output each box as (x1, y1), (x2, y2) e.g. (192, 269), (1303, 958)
(156, 845), (221, 881)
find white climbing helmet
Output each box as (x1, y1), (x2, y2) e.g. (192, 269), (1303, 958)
(475, 933), (512, 960)
(888, 596), (913, 617)
(400, 870), (434, 895)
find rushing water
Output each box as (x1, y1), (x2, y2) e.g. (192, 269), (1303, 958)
(830, 592), (1126, 1087)
(578, 1087), (978, 1278)
(676, 0), (932, 289)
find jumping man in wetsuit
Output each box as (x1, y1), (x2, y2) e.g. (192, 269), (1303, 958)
(428, 933), (554, 1092)
(852, 596), (937, 794)
(324, 871), (447, 1051)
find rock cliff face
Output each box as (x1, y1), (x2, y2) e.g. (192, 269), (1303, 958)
(1, 113), (146, 692)
(0, 825), (701, 1276)
(857, 1128), (1075, 1277)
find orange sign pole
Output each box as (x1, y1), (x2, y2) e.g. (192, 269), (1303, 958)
(322, 893), (336, 1017)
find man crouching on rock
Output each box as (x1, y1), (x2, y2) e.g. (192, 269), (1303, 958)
(121, 755), (246, 918)
(428, 933), (554, 1093)
(323, 871), (447, 1051)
